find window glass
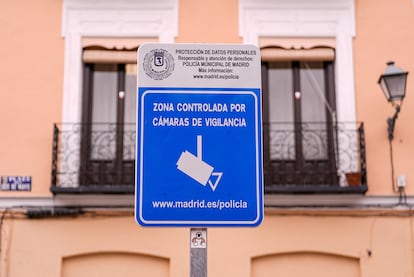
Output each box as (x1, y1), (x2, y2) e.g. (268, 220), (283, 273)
(265, 61), (332, 161)
(92, 64), (118, 124)
(300, 62), (326, 123)
(91, 64), (117, 160)
(267, 62), (295, 160)
(124, 64), (137, 124)
(123, 64), (137, 160)
(300, 62), (328, 160)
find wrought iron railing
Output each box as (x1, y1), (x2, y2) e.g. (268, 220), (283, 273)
(51, 123), (136, 193)
(263, 121), (367, 193)
(51, 122), (367, 194)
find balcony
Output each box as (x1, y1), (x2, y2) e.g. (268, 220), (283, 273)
(263, 122), (367, 193)
(51, 123), (135, 194)
(51, 122), (367, 194)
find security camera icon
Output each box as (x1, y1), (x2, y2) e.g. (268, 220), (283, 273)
(176, 135), (222, 191)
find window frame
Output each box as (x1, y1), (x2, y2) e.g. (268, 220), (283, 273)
(262, 60), (339, 190)
(79, 63), (135, 187)
(240, 0), (366, 195)
(57, 0), (177, 191)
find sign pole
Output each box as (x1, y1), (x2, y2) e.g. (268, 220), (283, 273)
(190, 228), (207, 277)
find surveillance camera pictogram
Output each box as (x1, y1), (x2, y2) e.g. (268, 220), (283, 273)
(176, 135), (223, 191)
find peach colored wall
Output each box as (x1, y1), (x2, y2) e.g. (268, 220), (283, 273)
(0, 0), (412, 196)
(3, 214), (414, 276)
(4, 216), (189, 277)
(1, 1), (414, 277)
(62, 252), (169, 277)
(176, 0), (242, 43)
(354, 0), (414, 195)
(0, 0), (64, 196)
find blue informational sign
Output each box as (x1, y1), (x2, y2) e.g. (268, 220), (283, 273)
(0, 176), (32, 191)
(136, 44), (263, 227)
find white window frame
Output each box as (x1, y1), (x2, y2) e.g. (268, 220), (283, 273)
(239, 0), (356, 123)
(61, 0), (178, 122)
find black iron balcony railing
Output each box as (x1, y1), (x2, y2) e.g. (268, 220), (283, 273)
(263, 121), (367, 193)
(51, 123), (136, 194)
(51, 122), (367, 194)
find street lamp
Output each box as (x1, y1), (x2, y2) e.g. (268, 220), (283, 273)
(378, 61), (408, 141)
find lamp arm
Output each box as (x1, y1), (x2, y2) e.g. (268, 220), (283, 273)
(387, 104), (401, 141)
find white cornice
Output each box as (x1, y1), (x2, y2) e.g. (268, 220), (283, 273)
(0, 195), (411, 210)
(239, 0), (355, 45)
(62, 0), (178, 39)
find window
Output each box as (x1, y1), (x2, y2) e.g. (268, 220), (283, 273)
(262, 60), (338, 189)
(79, 62), (137, 187)
(52, 0), (178, 192)
(239, 1), (367, 194)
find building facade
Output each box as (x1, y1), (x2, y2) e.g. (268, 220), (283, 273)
(1, 0), (414, 276)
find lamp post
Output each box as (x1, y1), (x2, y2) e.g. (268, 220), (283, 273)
(378, 61), (408, 141)
(378, 61), (408, 194)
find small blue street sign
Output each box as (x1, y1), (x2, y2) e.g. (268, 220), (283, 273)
(136, 44), (263, 227)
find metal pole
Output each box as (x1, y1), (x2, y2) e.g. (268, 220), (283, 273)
(190, 228), (207, 277)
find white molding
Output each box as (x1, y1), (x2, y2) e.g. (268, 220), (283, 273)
(0, 195), (411, 210)
(61, 0), (178, 122)
(0, 195), (134, 209)
(239, 0), (356, 123)
(265, 194), (401, 207)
